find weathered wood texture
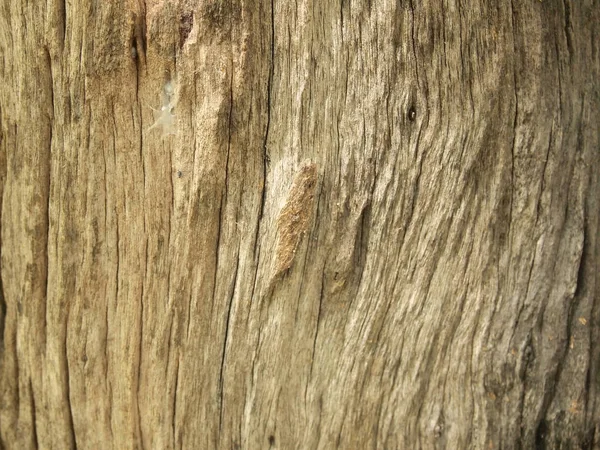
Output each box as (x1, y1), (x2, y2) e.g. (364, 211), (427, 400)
(1, 0), (599, 448)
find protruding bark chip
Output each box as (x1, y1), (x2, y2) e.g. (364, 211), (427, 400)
(273, 162), (318, 278)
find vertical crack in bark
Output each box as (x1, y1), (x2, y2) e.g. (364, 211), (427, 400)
(29, 378), (39, 449)
(138, 107), (146, 192)
(218, 258), (239, 437)
(111, 115), (120, 443)
(172, 356), (180, 449)
(64, 305), (77, 449)
(561, 0), (573, 59)
(573, 213), (588, 301)
(356, 199), (371, 287)
(185, 291), (193, 341)
(211, 191), (224, 344)
(134, 23), (147, 437)
(508, 0), (519, 264)
(43, 47), (54, 355)
(439, 0), (448, 69)
(212, 195), (224, 319)
(408, 0), (420, 88)
(102, 133), (113, 443)
(56, 0), (67, 50)
(0, 108), (4, 360)
(136, 240), (148, 449)
(133, 0), (147, 70)
(554, 38), (564, 121)
(308, 267), (325, 383)
(254, 0), (275, 259)
(217, 56), (236, 439)
(455, 0), (473, 117)
(168, 138), (174, 246)
(339, 0), (344, 37)
(0, 263), (4, 358)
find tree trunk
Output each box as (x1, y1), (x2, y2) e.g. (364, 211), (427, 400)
(1, 0), (599, 448)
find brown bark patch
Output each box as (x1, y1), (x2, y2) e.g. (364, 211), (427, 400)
(178, 11), (194, 48)
(273, 162), (318, 279)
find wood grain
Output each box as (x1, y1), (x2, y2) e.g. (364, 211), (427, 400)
(0, 0), (598, 448)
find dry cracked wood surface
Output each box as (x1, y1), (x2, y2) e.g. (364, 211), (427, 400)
(0, 0), (599, 448)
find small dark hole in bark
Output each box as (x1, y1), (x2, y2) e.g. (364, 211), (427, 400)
(268, 435), (275, 445)
(177, 170), (183, 178)
(179, 12), (194, 48)
(408, 106), (417, 121)
(535, 419), (548, 450)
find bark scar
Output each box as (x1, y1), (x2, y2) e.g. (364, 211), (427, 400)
(272, 162), (318, 281)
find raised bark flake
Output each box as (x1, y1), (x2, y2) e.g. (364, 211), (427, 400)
(273, 162), (318, 280)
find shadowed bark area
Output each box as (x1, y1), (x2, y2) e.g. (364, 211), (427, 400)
(0, 0), (599, 448)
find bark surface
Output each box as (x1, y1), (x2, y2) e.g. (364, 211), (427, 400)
(0, 0), (599, 448)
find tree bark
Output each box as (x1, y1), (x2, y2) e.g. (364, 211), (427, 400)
(1, 0), (599, 448)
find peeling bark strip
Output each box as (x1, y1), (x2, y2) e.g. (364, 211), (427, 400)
(273, 162), (318, 279)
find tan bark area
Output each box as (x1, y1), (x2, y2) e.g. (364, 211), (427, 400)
(0, 0), (599, 448)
